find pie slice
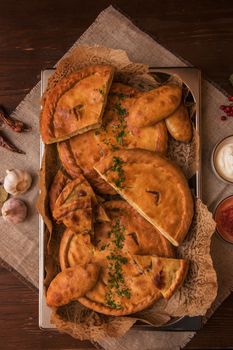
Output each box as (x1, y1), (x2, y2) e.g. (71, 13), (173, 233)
(59, 229), (94, 271)
(165, 103), (192, 142)
(134, 255), (189, 299)
(78, 251), (162, 316)
(49, 169), (71, 213)
(40, 65), (115, 144)
(94, 149), (193, 246)
(57, 82), (168, 195)
(127, 84), (182, 128)
(46, 263), (100, 307)
(52, 175), (109, 232)
(94, 200), (174, 257)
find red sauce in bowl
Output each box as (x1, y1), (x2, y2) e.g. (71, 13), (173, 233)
(214, 195), (233, 244)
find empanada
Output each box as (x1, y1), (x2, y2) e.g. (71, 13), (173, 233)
(46, 263), (100, 307)
(127, 84), (182, 128)
(165, 103), (192, 142)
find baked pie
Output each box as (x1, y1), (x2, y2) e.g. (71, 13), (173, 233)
(94, 149), (193, 246)
(57, 82), (168, 194)
(40, 65), (114, 144)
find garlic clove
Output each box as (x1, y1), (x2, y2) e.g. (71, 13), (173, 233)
(1, 198), (27, 224)
(3, 169), (32, 196)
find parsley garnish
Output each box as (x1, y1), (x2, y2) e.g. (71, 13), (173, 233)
(104, 219), (131, 308)
(113, 102), (127, 116)
(111, 156), (126, 188)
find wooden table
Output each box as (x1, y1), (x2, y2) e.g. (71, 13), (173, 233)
(0, 0), (233, 349)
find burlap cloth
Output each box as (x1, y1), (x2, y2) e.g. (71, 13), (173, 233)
(0, 5), (232, 350)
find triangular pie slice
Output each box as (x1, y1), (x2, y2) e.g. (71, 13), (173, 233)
(59, 229), (94, 271)
(52, 174), (109, 232)
(94, 149), (193, 246)
(57, 82), (168, 194)
(94, 200), (174, 257)
(133, 255), (189, 299)
(40, 65), (115, 144)
(46, 263), (100, 307)
(78, 250), (162, 316)
(165, 103), (192, 142)
(127, 84), (182, 128)
(49, 169), (72, 213)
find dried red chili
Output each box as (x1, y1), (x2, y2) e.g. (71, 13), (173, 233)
(0, 133), (25, 154)
(0, 108), (31, 133)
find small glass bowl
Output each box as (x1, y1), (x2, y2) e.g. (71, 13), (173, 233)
(214, 195), (233, 245)
(211, 135), (233, 184)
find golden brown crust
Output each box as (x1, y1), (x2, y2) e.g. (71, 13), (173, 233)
(127, 84), (182, 128)
(57, 82), (168, 194)
(52, 175), (109, 232)
(40, 65), (114, 144)
(46, 263), (100, 307)
(49, 169), (71, 213)
(59, 229), (94, 271)
(94, 149), (193, 246)
(95, 200), (174, 257)
(165, 103), (192, 142)
(134, 256), (189, 299)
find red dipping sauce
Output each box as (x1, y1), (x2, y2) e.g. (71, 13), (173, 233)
(214, 195), (233, 244)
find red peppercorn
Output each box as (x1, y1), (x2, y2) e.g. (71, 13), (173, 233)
(220, 105), (226, 110)
(228, 96), (233, 101)
(221, 115), (227, 121)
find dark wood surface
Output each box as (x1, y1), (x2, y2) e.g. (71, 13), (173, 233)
(0, 0), (233, 349)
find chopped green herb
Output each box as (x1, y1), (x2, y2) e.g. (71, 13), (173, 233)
(100, 243), (110, 251)
(106, 291), (122, 309)
(113, 102), (127, 116)
(111, 156), (126, 188)
(98, 88), (105, 96)
(116, 130), (126, 145)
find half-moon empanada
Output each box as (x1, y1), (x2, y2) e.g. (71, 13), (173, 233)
(46, 263), (100, 307)
(127, 84), (182, 128)
(165, 103), (192, 142)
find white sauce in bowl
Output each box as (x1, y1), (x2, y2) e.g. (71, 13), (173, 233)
(214, 136), (233, 183)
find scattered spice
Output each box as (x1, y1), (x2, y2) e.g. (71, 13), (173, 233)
(0, 133), (25, 154)
(221, 116), (227, 121)
(111, 156), (126, 188)
(0, 108), (31, 132)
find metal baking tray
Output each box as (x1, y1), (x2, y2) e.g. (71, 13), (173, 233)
(39, 67), (202, 331)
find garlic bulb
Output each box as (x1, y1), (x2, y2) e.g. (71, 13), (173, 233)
(1, 198), (27, 224)
(3, 169), (32, 196)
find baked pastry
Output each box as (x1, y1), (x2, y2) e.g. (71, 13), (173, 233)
(56, 199), (187, 316)
(165, 103), (192, 142)
(94, 200), (174, 257)
(134, 255), (188, 299)
(40, 65), (115, 144)
(127, 84), (182, 128)
(59, 230), (94, 271)
(46, 263), (100, 307)
(57, 83), (168, 194)
(94, 149), (193, 246)
(51, 174), (109, 232)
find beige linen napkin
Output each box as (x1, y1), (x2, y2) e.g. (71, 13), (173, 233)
(0, 5), (233, 350)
